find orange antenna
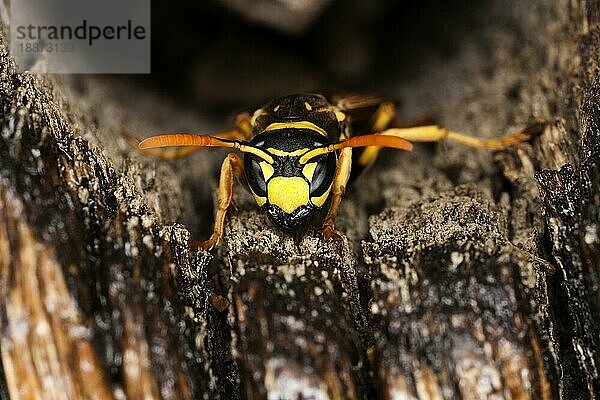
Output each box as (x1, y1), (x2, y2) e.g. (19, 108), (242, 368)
(138, 133), (274, 163)
(299, 133), (413, 164)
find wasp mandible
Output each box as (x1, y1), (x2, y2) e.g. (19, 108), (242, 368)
(139, 93), (541, 250)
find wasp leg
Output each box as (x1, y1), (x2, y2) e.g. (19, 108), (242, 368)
(234, 112), (253, 140)
(379, 123), (545, 149)
(189, 152), (244, 250)
(357, 101), (397, 167)
(322, 147), (353, 242)
(333, 94), (391, 113)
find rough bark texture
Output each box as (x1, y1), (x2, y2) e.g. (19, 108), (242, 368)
(1, 0), (599, 399)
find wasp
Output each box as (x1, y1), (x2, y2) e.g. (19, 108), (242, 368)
(139, 93), (540, 250)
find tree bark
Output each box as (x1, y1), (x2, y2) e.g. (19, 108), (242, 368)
(1, 1), (599, 399)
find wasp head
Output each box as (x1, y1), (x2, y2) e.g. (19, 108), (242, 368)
(243, 129), (336, 231)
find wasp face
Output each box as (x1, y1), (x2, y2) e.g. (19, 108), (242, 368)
(244, 129), (336, 231)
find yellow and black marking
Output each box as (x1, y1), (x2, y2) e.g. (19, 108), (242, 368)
(137, 93), (543, 249)
(243, 116), (337, 231)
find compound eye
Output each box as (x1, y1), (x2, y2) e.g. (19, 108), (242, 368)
(309, 154), (336, 196)
(245, 156), (267, 196)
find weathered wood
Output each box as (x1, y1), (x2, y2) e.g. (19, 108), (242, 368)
(0, 38), (210, 398)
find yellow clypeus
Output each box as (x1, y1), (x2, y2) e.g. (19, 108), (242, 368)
(267, 177), (310, 213)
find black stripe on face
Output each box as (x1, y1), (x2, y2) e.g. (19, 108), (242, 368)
(250, 129), (330, 153)
(272, 156), (301, 178)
